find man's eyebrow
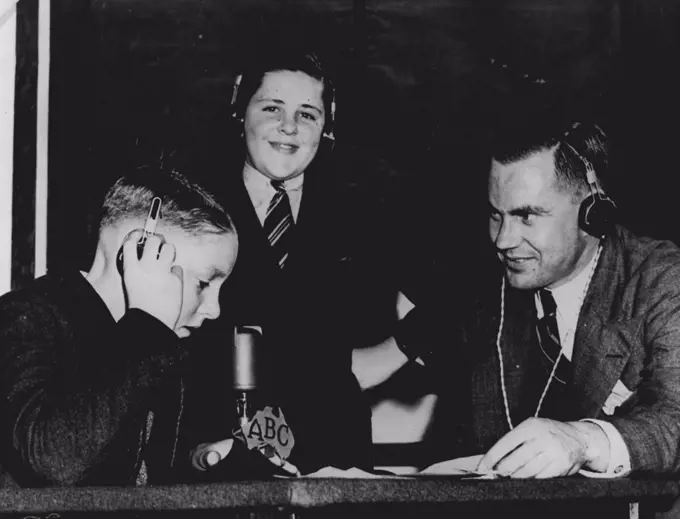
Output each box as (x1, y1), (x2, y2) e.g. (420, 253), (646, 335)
(488, 202), (550, 216)
(508, 204), (551, 216)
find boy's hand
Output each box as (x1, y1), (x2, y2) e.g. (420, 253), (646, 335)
(121, 230), (184, 330)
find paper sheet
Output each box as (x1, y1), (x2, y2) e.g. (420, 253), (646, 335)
(417, 455), (500, 478)
(301, 467), (404, 478)
(291, 455), (500, 479)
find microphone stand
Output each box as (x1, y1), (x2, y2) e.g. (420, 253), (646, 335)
(233, 326), (261, 427)
(235, 390), (250, 428)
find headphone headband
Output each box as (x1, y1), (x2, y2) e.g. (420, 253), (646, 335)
(230, 74), (242, 107)
(561, 140), (599, 195)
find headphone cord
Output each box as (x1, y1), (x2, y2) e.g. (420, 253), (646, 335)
(496, 244), (602, 431)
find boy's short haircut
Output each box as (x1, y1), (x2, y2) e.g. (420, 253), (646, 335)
(99, 168), (236, 237)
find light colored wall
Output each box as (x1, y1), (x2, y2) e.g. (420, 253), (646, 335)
(0, 0), (17, 297)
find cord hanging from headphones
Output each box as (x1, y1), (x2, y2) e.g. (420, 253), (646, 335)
(496, 243), (602, 431)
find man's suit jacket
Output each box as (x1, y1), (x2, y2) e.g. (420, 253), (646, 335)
(185, 157), (431, 474)
(404, 225), (680, 473)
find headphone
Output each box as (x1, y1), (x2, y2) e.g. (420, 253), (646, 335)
(229, 58), (337, 143)
(561, 126), (617, 238)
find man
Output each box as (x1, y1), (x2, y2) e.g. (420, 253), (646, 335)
(360, 120), (680, 479)
(0, 168), (238, 487)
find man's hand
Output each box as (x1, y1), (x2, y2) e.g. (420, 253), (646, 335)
(121, 230), (184, 330)
(476, 417), (609, 478)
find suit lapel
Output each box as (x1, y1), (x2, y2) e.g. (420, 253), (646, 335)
(572, 234), (634, 417)
(500, 286), (546, 421)
(280, 178), (311, 274)
(469, 281), (537, 445)
(280, 165), (335, 275)
(217, 174), (282, 300)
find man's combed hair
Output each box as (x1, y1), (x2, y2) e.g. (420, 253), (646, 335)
(99, 167), (236, 237)
(490, 119), (610, 200)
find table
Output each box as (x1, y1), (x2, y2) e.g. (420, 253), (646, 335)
(0, 476), (678, 518)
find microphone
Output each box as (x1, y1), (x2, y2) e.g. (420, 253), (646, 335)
(190, 326), (262, 473)
(233, 326), (261, 427)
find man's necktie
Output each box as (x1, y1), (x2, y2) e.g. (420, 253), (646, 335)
(263, 180), (294, 269)
(536, 289), (570, 384)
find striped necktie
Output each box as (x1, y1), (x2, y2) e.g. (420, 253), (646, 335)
(263, 180), (294, 269)
(536, 289), (570, 384)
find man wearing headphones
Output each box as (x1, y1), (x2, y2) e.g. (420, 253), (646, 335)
(472, 120), (633, 478)
(366, 119), (680, 481)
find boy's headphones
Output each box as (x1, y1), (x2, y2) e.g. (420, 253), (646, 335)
(229, 62), (337, 142)
(561, 131), (617, 238)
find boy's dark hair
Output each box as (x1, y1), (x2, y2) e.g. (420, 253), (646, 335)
(99, 167), (236, 237)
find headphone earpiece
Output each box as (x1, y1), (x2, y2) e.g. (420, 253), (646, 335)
(561, 124), (617, 238)
(576, 157), (617, 238)
(323, 97), (336, 141)
(578, 190), (617, 238)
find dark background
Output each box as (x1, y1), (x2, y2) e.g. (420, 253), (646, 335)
(12, 0), (680, 285)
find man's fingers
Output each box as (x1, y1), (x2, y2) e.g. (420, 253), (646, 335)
(533, 459), (569, 479)
(480, 419), (586, 478)
(492, 438), (543, 476)
(477, 430), (529, 473)
(503, 449), (551, 478)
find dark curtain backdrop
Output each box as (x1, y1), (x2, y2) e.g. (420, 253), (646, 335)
(11, 0), (680, 280)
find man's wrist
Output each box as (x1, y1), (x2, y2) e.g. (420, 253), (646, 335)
(570, 420), (611, 472)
